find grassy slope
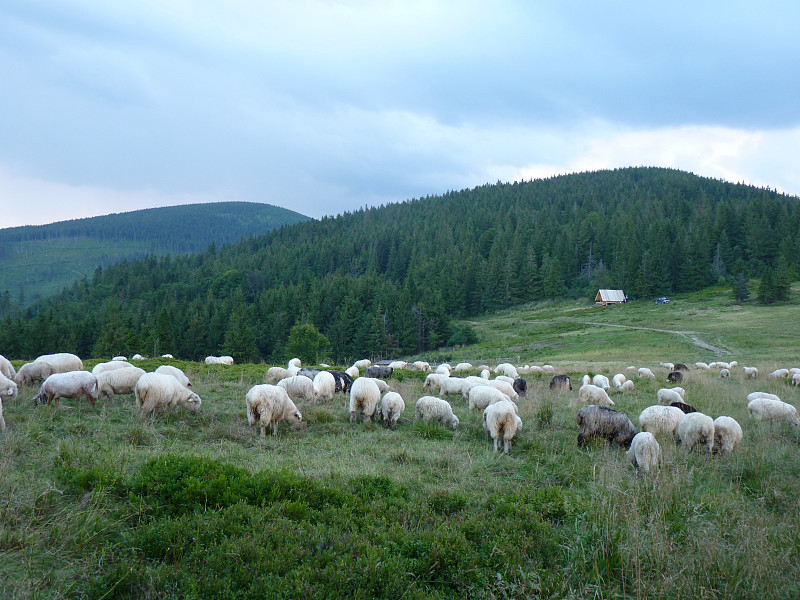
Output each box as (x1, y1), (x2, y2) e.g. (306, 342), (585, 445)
(2, 288), (800, 598)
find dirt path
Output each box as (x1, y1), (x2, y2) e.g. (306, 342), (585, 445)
(566, 320), (732, 356)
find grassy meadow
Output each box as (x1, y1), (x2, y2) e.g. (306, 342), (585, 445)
(2, 287), (800, 599)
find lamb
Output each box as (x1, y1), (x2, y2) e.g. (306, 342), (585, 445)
(422, 373), (449, 395)
(277, 376), (315, 402)
(313, 371), (336, 403)
(15, 361), (54, 386)
(154, 365), (192, 388)
(34, 353), (83, 373)
(620, 380), (635, 392)
(135, 373), (202, 415)
(454, 362), (472, 372)
(638, 367), (655, 379)
(0, 354), (16, 380)
(712, 416), (743, 455)
(352, 359), (371, 370)
(638, 405), (684, 437)
(468, 385), (512, 411)
(245, 384), (302, 436)
(96, 367), (146, 400)
(611, 374), (627, 390)
(626, 432), (661, 473)
(349, 377), (382, 423)
(377, 391), (405, 429)
(0, 372), (18, 402)
(440, 376), (472, 400)
(719, 369), (730, 379)
(747, 397), (800, 428)
(414, 396), (459, 429)
(670, 401), (698, 414)
(482, 400), (522, 454)
(576, 405), (637, 448)
(266, 366), (294, 383)
(767, 369), (789, 380)
(666, 371), (683, 383)
(549, 375), (572, 391)
(345, 365), (360, 379)
(743, 367), (758, 379)
(92, 360), (134, 375)
(657, 388), (684, 406)
(35, 371), (99, 408)
(577, 384), (615, 408)
(677, 412), (715, 452)
(365, 365), (393, 379)
(592, 374), (610, 391)
(512, 378), (528, 398)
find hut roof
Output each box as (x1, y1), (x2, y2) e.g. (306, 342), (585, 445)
(595, 289), (626, 303)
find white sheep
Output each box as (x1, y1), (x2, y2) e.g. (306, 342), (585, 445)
(288, 358), (302, 369)
(486, 379), (518, 401)
(746, 391), (781, 403)
(712, 416), (743, 455)
(468, 385), (512, 411)
(388, 361), (408, 370)
(35, 353), (83, 373)
(352, 359), (371, 370)
(695, 362), (710, 370)
(415, 396), (459, 429)
(0, 372), (18, 402)
(0, 397), (5, 432)
(747, 397), (800, 428)
(408, 361), (431, 372)
(542, 365), (555, 374)
(767, 368), (789, 379)
(435, 364), (451, 375)
(720, 368), (731, 378)
(677, 412), (715, 453)
(266, 366), (294, 383)
(154, 365), (192, 388)
(92, 360), (134, 375)
(592, 374), (610, 391)
(709, 361), (729, 369)
(480, 369), (490, 380)
(529, 366), (544, 374)
(581, 374), (591, 386)
(494, 363), (519, 379)
(112, 355), (127, 361)
(364, 377), (390, 393)
(494, 375), (515, 385)
(345, 365), (360, 379)
(204, 356), (225, 365)
(638, 405), (684, 437)
(277, 376), (315, 402)
(36, 371), (99, 408)
(625, 366), (637, 372)
(669, 386), (686, 399)
(659, 362), (675, 371)
(132, 354), (145, 360)
(657, 388), (684, 406)
(15, 361), (54, 386)
(349, 377), (381, 423)
(135, 373), (201, 415)
(612, 374), (627, 390)
(440, 376), (471, 400)
(97, 367), (146, 400)
(793, 374), (800, 387)
(422, 373), (448, 395)
(729, 361), (738, 368)
(161, 354), (174, 359)
(0, 354), (16, 380)
(638, 367), (655, 379)
(577, 384), (615, 408)
(245, 384), (301, 436)
(620, 380), (635, 392)
(482, 400), (522, 454)
(454, 362), (472, 372)
(743, 367), (758, 379)
(626, 432), (661, 473)
(790, 368), (800, 376)
(377, 392), (405, 429)
(313, 371), (336, 403)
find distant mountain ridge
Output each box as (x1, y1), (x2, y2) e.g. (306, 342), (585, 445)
(0, 201), (309, 304)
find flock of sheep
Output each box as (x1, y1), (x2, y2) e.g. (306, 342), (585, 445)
(0, 352), (798, 466)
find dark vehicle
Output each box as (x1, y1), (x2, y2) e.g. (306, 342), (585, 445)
(655, 297), (670, 304)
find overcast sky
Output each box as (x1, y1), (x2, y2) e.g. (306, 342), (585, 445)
(2, 1), (799, 227)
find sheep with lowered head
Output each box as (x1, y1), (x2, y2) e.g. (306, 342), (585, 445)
(612, 374), (627, 390)
(34, 353), (83, 374)
(377, 391), (405, 429)
(313, 371), (336, 403)
(154, 365), (192, 388)
(747, 397), (800, 428)
(576, 405), (637, 448)
(719, 368), (731, 379)
(468, 385), (512, 412)
(440, 376), (472, 400)
(97, 367), (146, 400)
(592, 374), (610, 391)
(712, 416), (743, 455)
(743, 367), (758, 379)
(266, 366), (293, 383)
(92, 360), (135, 375)
(550, 375), (572, 391)
(135, 373), (201, 415)
(246, 384), (302, 437)
(35, 371), (99, 407)
(620, 380), (635, 392)
(0, 354), (16, 381)
(638, 405), (684, 437)
(277, 376), (315, 402)
(577, 384), (615, 408)
(15, 361), (54, 386)
(677, 412), (715, 453)
(349, 377), (382, 423)
(0, 372), (18, 402)
(626, 432), (661, 473)
(415, 396), (459, 429)
(483, 400), (522, 454)
(767, 368), (789, 380)
(638, 367), (656, 380)
(422, 373), (449, 395)
(657, 388), (684, 406)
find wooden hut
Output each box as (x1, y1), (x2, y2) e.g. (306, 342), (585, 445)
(595, 289), (627, 306)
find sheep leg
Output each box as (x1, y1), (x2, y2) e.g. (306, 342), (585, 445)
(504, 439), (511, 454)
(85, 390), (96, 407)
(493, 437), (499, 453)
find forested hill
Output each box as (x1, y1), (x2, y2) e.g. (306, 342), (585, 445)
(2, 167), (798, 363)
(0, 202), (309, 304)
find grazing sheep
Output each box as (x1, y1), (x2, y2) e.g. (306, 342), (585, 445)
(747, 397), (800, 428)
(480, 369), (490, 379)
(365, 377), (390, 393)
(529, 366), (544, 374)
(365, 365), (393, 379)
(729, 361), (738, 368)
(205, 355), (234, 365)
(414, 396), (459, 429)
(132, 354), (145, 360)
(581, 374), (592, 386)
(0, 372), (18, 402)
(266, 366), (294, 383)
(135, 373), (202, 415)
(15, 361), (54, 386)
(670, 401), (698, 414)
(620, 380), (635, 392)
(154, 365), (192, 388)
(577, 384), (615, 408)
(612, 374), (627, 390)
(161, 354), (174, 359)
(328, 370), (354, 394)
(0, 354), (16, 380)
(440, 376), (472, 400)
(92, 361), (134, 375)
(468, 385), (512, 411)
(695, 362), (710, 370)
(96, 367), (146, 400)
(657, 388), (684, 406)
(626, 432), (661, 473)
(512, 378), (528, 398)
(542, 365), (556, 374)
(408, 361), (431, 372)
(677, 412), (715, 453)
(313, 371), (336, 403)
(423, 373), (449, 395)
(549, 375), (572, 391)
(377, 392), (405, 429)
(352, 359), (371, 370)
(495, 375), (515, 385)
(712, 416), (743, 455)
(659, 362), (675, 371)
(742, 367), (758, 379)
(454, 362), (472, 372)
(112, 356), (127, 361)
(345, 365), (360, 379)
(709, 362), (729, 369)
(245, 384), (302, 436)
(719, 369), (730, 379)
(592, 374), (610, 391)
(674, 363), (689, 371)
(483, 400), (522, 454)
(669, 386), (686, 400)
(767, 369), (789, 380)
(36, 371), (99, 408)
(638, 405), (684, 437)
(666, 371), (683, 383)
(793, 374), (800, 387)
(277, 376), (315, 402)
(34, 353), (83, 374)
(494, 363), (519, 379)
(746, 391), (781, 403)
(638, 367), (655, 380)
(576, 405), (637, 448)
(625, 366), (637, 372)
(349, 378), (382, 423)
(486, 379), (518, 401)
(435, 364), (451, 375)
(0, 397), (5, 432)
(388, 361), (408, 370)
